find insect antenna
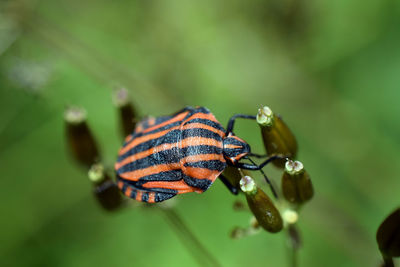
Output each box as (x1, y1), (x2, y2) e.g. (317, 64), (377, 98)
(246, 157), (278, 199)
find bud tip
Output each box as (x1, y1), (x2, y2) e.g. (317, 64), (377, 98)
(113, 88), (130, 107)
(285, 160), (304, 175)
(240, 176), (257, 193)
(64, 106), (86, 124)
(256, 106), (274, 126)
(88, 163), (105, 183)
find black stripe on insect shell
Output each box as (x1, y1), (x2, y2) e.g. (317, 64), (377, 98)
(193, 107), (211, 114)
(155, 192), (177, 202)
(129, 187), (137, 199)
(117, 148), (181, 173)
(181, 128), (223, 140)
(120, 182), (128, 193)
(182, 145), (223, 157)
(141, 192), (149, 202)
(138, 170), (183, 182)
(133, 121), (181, 138)
(183, 118), (225, 132)
(183, 160), (226, 172)
(182, 175), (213, 192)
(118, 166), (183, 182)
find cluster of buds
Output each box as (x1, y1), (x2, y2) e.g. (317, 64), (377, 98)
(229, 106), (313, 240)
(64, 88), (138, 211)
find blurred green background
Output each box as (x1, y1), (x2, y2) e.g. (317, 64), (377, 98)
(1, 0), (399, 266)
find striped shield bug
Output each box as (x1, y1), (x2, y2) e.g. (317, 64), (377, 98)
(115, 106), (284, 203)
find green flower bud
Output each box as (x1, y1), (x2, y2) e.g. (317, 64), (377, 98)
(257, 106), (298, 168)
(89, 164), (123, 211)
(281, 160), (313, 204)
(376, 208), (400, 258)
(65, 107), (100, 168)
(113, 88), (137, 138)
(240, 176), (283, 233)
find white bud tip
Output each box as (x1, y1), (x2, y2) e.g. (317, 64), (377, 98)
(282, 209), (299, 224)
(285, 160), (304, 175)
(88, 163), (105, 182)
(256, 106), (274, 126)
(64, 106), (87, 124)
(240, 176), (257, 193)
(113, 88), (130, 107)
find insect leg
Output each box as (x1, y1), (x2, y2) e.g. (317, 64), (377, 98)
(226, 114), (256, 134)
(236, 155), (288, 170)
(219, 174), (239, 195)
(247, 152), (268, 158)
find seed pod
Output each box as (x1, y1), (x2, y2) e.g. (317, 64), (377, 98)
(89, 164), (123, 211)
(376, 208), (400, 258)
(113, 88), (137, 138)
(240, 176), (283, 233)
(281, 160), (313, 204)
(256, 106), (298, 168)
(222, 166), (242, 189)
(65, 107), (100, 168)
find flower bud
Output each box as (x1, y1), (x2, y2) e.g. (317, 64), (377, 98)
(376, 208), (400, 258)
(89, 164), (123, 211)
(240, 176), (283, 233)
(281, 160), (313, 204)
(113, 88), (137, 137)
(65, 107), (100, 168)
(257, 106), (298, 168)
(222, 166), (242, 189)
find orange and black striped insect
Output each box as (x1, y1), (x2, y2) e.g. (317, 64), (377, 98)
(115, 106), (282, 203)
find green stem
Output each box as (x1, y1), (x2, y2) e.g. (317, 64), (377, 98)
(159, 207), (221, 267)
(286, 224), (301, 267)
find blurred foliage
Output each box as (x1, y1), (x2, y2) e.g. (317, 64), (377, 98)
(1, 0), (400, 266)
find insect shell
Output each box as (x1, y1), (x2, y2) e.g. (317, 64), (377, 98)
(115, 106), (250, 203)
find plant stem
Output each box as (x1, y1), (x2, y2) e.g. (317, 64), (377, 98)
(159, 207), (221, 267)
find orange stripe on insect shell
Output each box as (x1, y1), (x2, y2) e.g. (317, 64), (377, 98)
(224, 144), (242, 149)
(142, 180), (195, 194)
(142, 111), (189, 134)
(124, 186), (132, 197)
(118, 125), (181, 156)
(182, 153), (224, 163)
(147, 117), (156, 126)
(148, 192), (156, 203)
(117, 181), (124, 189)
(135, 190), (143, 201)
(119, 163), (181, 181)
(124, 134), (133, 143)
(181, 112), (219, 125)
(135, 123), (143, 133)
(180, 136), (222, 148)
(183, 122), (225, 138)
(183, 167), (221, 180)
